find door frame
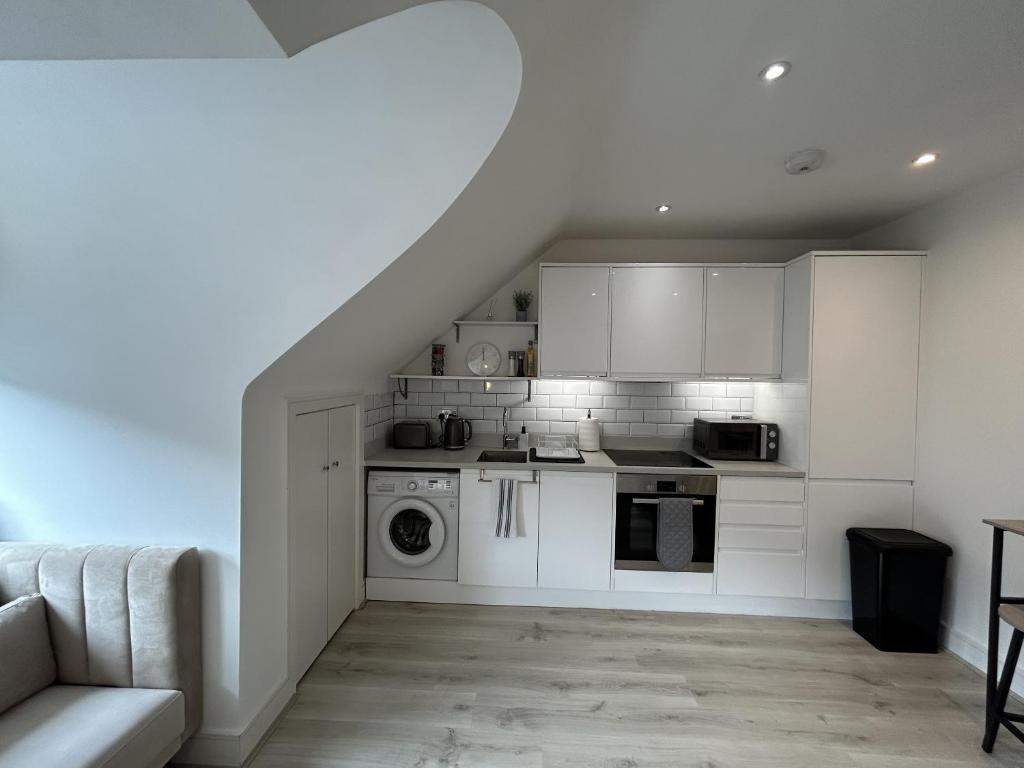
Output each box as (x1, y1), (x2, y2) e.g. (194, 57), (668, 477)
(286, 392), (365, 684)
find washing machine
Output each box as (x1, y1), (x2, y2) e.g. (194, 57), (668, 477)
(366, 470), (459, 580)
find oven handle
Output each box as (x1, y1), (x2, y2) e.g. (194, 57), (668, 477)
(631, 497), (704, 506)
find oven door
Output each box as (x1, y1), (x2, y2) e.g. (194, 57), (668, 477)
(614, 493), (715, 568)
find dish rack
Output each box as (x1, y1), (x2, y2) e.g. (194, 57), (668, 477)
(531, 434), (579, 450)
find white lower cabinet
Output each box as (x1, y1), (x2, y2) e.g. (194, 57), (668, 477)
(805, 479), (913, 601)
(538, 472), (614, 591)
(458, 469), (539, 588)
(716, 476), (806, 599)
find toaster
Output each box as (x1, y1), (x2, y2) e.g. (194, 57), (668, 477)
(392, 421), (432, 449)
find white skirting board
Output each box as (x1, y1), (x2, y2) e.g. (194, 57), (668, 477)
(171, 678), (295, 766)
(941, 620), (1024, 699)
(365, 577), (852, 620)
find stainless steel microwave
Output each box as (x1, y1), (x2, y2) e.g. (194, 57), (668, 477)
(693, 418), (779, 461)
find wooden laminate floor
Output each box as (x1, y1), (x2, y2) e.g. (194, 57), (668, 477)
(251, 602), (1024, 767)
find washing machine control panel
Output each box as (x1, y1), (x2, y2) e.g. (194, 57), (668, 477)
(369, 474), (459, 497)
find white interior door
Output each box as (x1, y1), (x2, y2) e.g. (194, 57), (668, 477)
(610, 266), (703, 377)
(290, 409), (329, 678)
(327, 406), (358, 637)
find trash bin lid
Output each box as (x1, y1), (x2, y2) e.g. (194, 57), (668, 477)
(846, 527), (952, 555)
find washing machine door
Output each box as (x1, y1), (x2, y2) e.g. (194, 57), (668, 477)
(378, 498), (446, 567)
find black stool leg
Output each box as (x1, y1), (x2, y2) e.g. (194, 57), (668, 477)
(984, 628), (1024, 753)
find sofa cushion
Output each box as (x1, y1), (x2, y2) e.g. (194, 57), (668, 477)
(0, 685), (184, 768)
(0, 594), (57, 715)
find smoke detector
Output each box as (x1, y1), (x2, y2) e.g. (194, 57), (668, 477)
(784, 148), (826, 175)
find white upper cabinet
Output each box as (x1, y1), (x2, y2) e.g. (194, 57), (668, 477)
(781, 258), (812, 381)
(539, 266), (610, 376)
(808, 255), (922, 481)
(703, 267), (784, 377)
(610, 266), (703, 378)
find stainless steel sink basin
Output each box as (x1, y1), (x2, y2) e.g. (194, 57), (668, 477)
(477, 450), (528, 463)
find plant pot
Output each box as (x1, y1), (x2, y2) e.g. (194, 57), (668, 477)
(516, 310), (528, 322)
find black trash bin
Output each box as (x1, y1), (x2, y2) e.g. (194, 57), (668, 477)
(846, 527), (953, 653)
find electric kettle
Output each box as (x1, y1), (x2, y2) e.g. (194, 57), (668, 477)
(439, 410), (472, 450)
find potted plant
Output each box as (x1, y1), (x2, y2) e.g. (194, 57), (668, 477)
(513, 289), (533, 322)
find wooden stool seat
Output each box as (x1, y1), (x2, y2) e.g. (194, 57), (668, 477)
(999, 604), (1024, 632)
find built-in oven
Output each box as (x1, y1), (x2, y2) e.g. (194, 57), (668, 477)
(614, 474), (717, 572)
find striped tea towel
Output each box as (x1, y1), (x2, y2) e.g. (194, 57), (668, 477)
(493, 478), (519, 538)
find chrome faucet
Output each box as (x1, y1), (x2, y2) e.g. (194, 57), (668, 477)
(502, 407), (517, 449)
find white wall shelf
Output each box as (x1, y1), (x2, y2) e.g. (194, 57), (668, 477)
(388, 373), (537, 400)
(452, 320), (538, 342)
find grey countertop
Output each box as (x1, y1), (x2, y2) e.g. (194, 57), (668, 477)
(364, 438), (805, 478)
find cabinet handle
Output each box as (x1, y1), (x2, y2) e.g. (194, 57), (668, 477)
(322, 465), (330, 472)
(332, 461), (339, 467)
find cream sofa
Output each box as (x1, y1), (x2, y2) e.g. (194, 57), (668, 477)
(0, 543), (201, 768)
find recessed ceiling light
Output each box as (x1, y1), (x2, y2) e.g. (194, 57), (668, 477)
(912, 152), (938, 167)
(759, 61), (791, 82)
(656, 204), (672, 213)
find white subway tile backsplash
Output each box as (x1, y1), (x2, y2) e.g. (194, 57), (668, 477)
(550, 421), (578, 435)
(471, 420), (497, 433)
(419, 393), (444, 406)
(496, 394), (522, 406)
(643, 409), (671, 423)
(461, 406), (484, 419)
(713, 397), (741, 410)
(698, 410), (726, 420)
(590, 409), (616, 422)
(575, 395), (603, 409)
(409, 379), (434, 393)
(602, 423), (630, 436)
(459, 379), (485, 393)
(657, 424), (686, 437)
(394, 405), (406, 418)
(699, 382), (727, 397)
(511, 407), (536, 420)
(562, 408), (587, 421)
(726, 382), (754, 398)
(672, 382), (700, 397)
(599, 395), (625, 408)
(630, 423), (658, 436)
(562, 381), (591, 395)
(549, 394), (576, 407)
(671, 410), (698, 423)
(686, 397), (713, 410)
(536, 408), (563, 421)
(526, 421), (550, 434)
(589, 381), (617, 395)
(643, 383), (671, 396)
(483, 407), (505, 420)
(658, 396), (684, 409)
(525, 393), (549, 407)
(616, 382), (645, 395)
(406, 405), (432, 418)
(434, 379), (459, 392)
(535, 380), (563, 394)
(471, 393), (497, 406)
(617, 410), (643, 423)
(486, 381), (512, 394)
(630, 396), (658, 409)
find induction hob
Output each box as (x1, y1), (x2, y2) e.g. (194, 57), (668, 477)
(603, 449), (713, 469)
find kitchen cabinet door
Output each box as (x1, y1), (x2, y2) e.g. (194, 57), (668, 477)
(704, 267), (784, 377)
(610, 266), (703, 377)
(805, 479), (913, 601)
(781, 257), (812, 381)
(327, 406), (358, 637)
(808, 255), (922, 481)
(538, 472), (614, 591)
(458, 469), (539, 588)
(539, 266), (610, 376)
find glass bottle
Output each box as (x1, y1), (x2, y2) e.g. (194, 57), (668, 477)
(526, 341), (537, 378)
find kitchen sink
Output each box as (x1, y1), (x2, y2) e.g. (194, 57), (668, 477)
(477, 450), (528, 463)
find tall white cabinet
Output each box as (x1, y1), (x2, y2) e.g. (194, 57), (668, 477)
(610, 266), (703, 378)
(704, 267), (784, 377)
(796, 252), (924, 602)
(539, 266), (610, 376)
(289, 402), (359, 679)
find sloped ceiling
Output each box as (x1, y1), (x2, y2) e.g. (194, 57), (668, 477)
(0, 0), (284, 59)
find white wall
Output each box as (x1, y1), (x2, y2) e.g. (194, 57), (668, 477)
(0, 0), (520, 745)
(852, 166), (1024, 678)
